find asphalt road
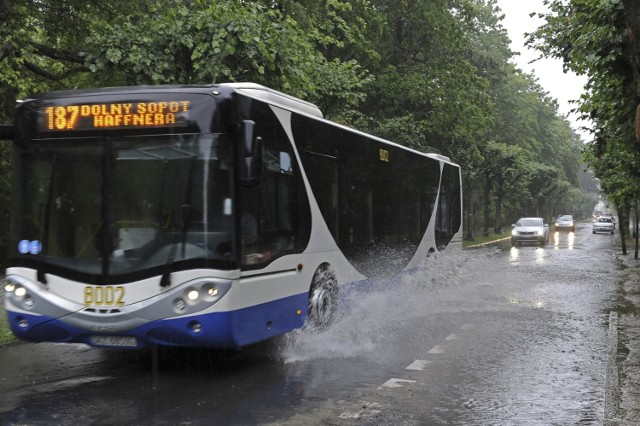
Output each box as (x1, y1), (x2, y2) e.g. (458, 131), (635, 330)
(0, 221), (622, 425)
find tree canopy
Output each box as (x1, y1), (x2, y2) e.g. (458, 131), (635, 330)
(0, 0), (599, 263)
(529, 0), (640, 254)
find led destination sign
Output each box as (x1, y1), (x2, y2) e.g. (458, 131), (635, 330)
(41, 100), (191, 131)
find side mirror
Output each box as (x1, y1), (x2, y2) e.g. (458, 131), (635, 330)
(239, 120), (262, 187)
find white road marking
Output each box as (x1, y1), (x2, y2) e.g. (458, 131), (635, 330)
(406, 359), (431, 370)
(379, 378), (417, 389)
(428, 345), (445, 354)
(376, 324), (479, 397)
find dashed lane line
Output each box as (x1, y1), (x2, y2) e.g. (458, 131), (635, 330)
(379, 378), (417, 389)
(406, 360), (431, 371)
(375, 322), (479, 396)
(427, 345), (445, 354)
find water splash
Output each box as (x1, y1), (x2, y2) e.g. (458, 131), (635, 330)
(282, 249), (497, 363)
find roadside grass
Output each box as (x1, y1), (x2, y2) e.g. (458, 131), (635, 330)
(463, 230), (511, 248)
(0, 299), (13, 345)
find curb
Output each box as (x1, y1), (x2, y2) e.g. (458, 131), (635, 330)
(464, 236), (511, 249)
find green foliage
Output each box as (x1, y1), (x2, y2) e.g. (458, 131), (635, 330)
(529, 0), (636, 220)
(82, 0), (371, 117)
(0, 299), (13, 345)
(0, 0), (599, 251)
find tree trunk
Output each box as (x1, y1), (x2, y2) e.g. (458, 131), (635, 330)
(464, 179), (475, 241)
(619, 200), (628, 255)
(633, 208), (638, 239)
(483, 176), (490, 236)
(621, 1), (640, 257)
(494, 193), (503, 234)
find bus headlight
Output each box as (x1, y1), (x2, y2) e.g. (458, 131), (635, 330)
(187, 289), (199, 302)
(4, 275), (41, 311)
(4, 281), (35, 310)
(199, 281), (230, 303)
(170, 279), (231, 315)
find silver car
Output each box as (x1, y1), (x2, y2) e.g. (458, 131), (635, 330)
(511, 217), (549, 246)
(593, 216), (615, 234)
(555, 214), (575, 232)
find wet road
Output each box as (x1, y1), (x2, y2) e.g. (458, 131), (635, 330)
(0, 221), (620, 425)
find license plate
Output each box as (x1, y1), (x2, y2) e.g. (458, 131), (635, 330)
(90, 336), (137, 347)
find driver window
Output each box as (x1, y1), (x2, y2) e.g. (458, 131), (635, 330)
(241, 147), (296, 266)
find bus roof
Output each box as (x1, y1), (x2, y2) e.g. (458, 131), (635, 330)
(15, 83), (456, 166)
(221, 83), (323, 118)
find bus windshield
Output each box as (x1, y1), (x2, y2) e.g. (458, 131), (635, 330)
(11, 134), (236, 280)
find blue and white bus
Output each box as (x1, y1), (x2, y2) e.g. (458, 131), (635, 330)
(3, 83), (462, 349)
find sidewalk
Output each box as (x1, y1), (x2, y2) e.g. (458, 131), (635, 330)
(607, 252), (640, 424)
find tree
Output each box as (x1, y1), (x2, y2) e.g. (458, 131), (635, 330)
(0, 0), (600, 258)
(529, 0), (640, 254)
(480, 142), (530, 234)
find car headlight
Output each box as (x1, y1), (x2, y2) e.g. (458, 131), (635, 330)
(512, 229), (518, 236)
(536, 230), (543, 236)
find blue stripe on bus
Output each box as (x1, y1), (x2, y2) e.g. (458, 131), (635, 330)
(7, 292), (309, 349)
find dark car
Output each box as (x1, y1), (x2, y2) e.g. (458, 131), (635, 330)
(511, 217), (550, 246)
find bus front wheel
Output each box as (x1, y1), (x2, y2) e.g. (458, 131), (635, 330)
(307, 264), (338, 330)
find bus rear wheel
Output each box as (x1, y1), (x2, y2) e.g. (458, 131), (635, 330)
(307, 264), (338, 330)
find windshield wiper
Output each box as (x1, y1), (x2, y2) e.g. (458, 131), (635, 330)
(100, 139), (116, 283)
(160, 152), (197, 288)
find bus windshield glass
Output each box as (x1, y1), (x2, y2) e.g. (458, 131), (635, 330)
(11, 134), (236, 279)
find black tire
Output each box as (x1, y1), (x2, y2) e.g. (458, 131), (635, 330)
(307, 264), (338, 330)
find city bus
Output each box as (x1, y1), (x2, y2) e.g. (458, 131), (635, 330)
(3, 83), (462, 349)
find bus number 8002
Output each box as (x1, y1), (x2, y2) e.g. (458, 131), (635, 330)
(83, 285), (125, 307)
